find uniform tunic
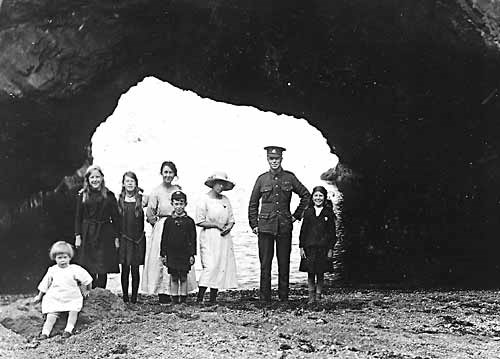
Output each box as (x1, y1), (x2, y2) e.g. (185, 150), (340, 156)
(298, 205), (337, 274)
(248, 169), (310, 235)
(141, 184), (197, 294)
(196, 194), (238, 289)
(160, 214), (197, 274)
(38, 264), (92, 314)
(75, 189), (121, 274)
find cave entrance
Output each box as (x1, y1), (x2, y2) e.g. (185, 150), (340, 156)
(91, 76), (339, 290)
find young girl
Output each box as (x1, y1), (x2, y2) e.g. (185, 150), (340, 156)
(33, 241), (93, 339)
(160, 190), (196, 304)
(117, 171), (147, 303)
(75, 165), (121, 289)
(299, 186), (336, 304)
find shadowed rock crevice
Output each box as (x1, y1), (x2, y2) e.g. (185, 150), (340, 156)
(2, 0), (500, 290)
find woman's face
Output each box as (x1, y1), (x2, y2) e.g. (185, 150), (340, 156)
(312, 191), (325, 207)
(123, 175), (137, 193)
(89, 170), (103, 189)
(161, 165), (176, 184)
(212, 181), (224, 195)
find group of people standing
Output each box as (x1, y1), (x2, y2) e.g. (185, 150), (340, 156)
(74, 160), (239, 305)
(34, 145), (337, 338)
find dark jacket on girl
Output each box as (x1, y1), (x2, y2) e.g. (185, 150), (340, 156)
(299, 205), (336, 249)
(117, 192), (146, 266)
(75, 189), (121, 273)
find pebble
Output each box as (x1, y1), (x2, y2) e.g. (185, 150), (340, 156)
(279, 343), (292, 350)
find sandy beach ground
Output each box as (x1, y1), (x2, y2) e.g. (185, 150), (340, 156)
(2, 285), (500, 359)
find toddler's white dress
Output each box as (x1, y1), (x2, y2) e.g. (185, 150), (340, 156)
(37, 264), (92, 314)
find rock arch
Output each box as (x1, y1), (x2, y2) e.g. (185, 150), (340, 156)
(1, 0), (500, 290)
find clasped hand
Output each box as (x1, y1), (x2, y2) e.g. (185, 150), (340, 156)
(161, 256), (194, 265)
(300, 248), (333, 259)
(219, 224), (232, 236)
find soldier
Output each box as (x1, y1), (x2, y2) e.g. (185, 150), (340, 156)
(248, 146), (310, 302)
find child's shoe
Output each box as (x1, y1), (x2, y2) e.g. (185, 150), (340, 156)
(307, 290), (316, 305)
(62, 331), (72, 339)
(39, 333), (49, 340)
(122, 294), (129, 303)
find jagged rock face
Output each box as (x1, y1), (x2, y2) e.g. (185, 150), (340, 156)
(2, 0), (500, 290)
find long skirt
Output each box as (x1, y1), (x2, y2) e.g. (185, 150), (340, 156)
(141, 218), (197, 295)
(198, 228), (238, 289)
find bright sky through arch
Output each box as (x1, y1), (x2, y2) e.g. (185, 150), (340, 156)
(92, 76), (339, 288)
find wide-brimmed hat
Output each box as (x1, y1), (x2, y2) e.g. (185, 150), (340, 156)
(204, 171), (235, 191)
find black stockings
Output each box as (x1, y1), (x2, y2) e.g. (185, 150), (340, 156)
(121, 265), (139, 302)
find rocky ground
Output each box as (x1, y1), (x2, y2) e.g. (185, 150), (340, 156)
(1, 285), (500, 359)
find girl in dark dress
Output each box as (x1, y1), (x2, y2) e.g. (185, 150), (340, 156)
(117, 171), (147, 303)
(299, 186), (336, 304)
(160, 190), (196, 304)
(75, 165), (121, 289)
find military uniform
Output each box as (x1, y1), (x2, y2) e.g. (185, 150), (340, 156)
(248, 147), (310, 301)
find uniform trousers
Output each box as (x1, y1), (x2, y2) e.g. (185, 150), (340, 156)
(258, 231), (292, 301)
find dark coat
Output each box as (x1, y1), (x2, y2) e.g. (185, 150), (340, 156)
(160, 214), (196, 273)
(299, 205), (336, 249)
(75, 189), (121, 273)
(117, 194), (146, 266)
(248, 169), (310, 235)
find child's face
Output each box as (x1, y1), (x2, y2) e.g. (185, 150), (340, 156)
(172, 199), (186, 215)
(89, 170), (103, 190)
(123, 176), (137, 193)
(55, 253), (71, 268)
(312, 191), (325, 207)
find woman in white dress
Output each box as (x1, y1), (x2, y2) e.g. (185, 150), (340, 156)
(141, 161), (197, 303)
(196, 172), (238, 303)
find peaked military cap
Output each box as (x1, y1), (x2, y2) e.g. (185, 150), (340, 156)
(264, 146), (286, 156)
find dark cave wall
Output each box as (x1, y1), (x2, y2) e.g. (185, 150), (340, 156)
(1, 0), (500, 290)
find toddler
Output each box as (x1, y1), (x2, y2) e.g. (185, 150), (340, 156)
(33, 241), (92, 338)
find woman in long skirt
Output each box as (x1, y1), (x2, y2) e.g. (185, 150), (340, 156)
(196, 172), (238, 303)
(141, 161), (197, 303)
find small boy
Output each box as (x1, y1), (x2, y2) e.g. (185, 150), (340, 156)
(160, 190), (196, 304)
